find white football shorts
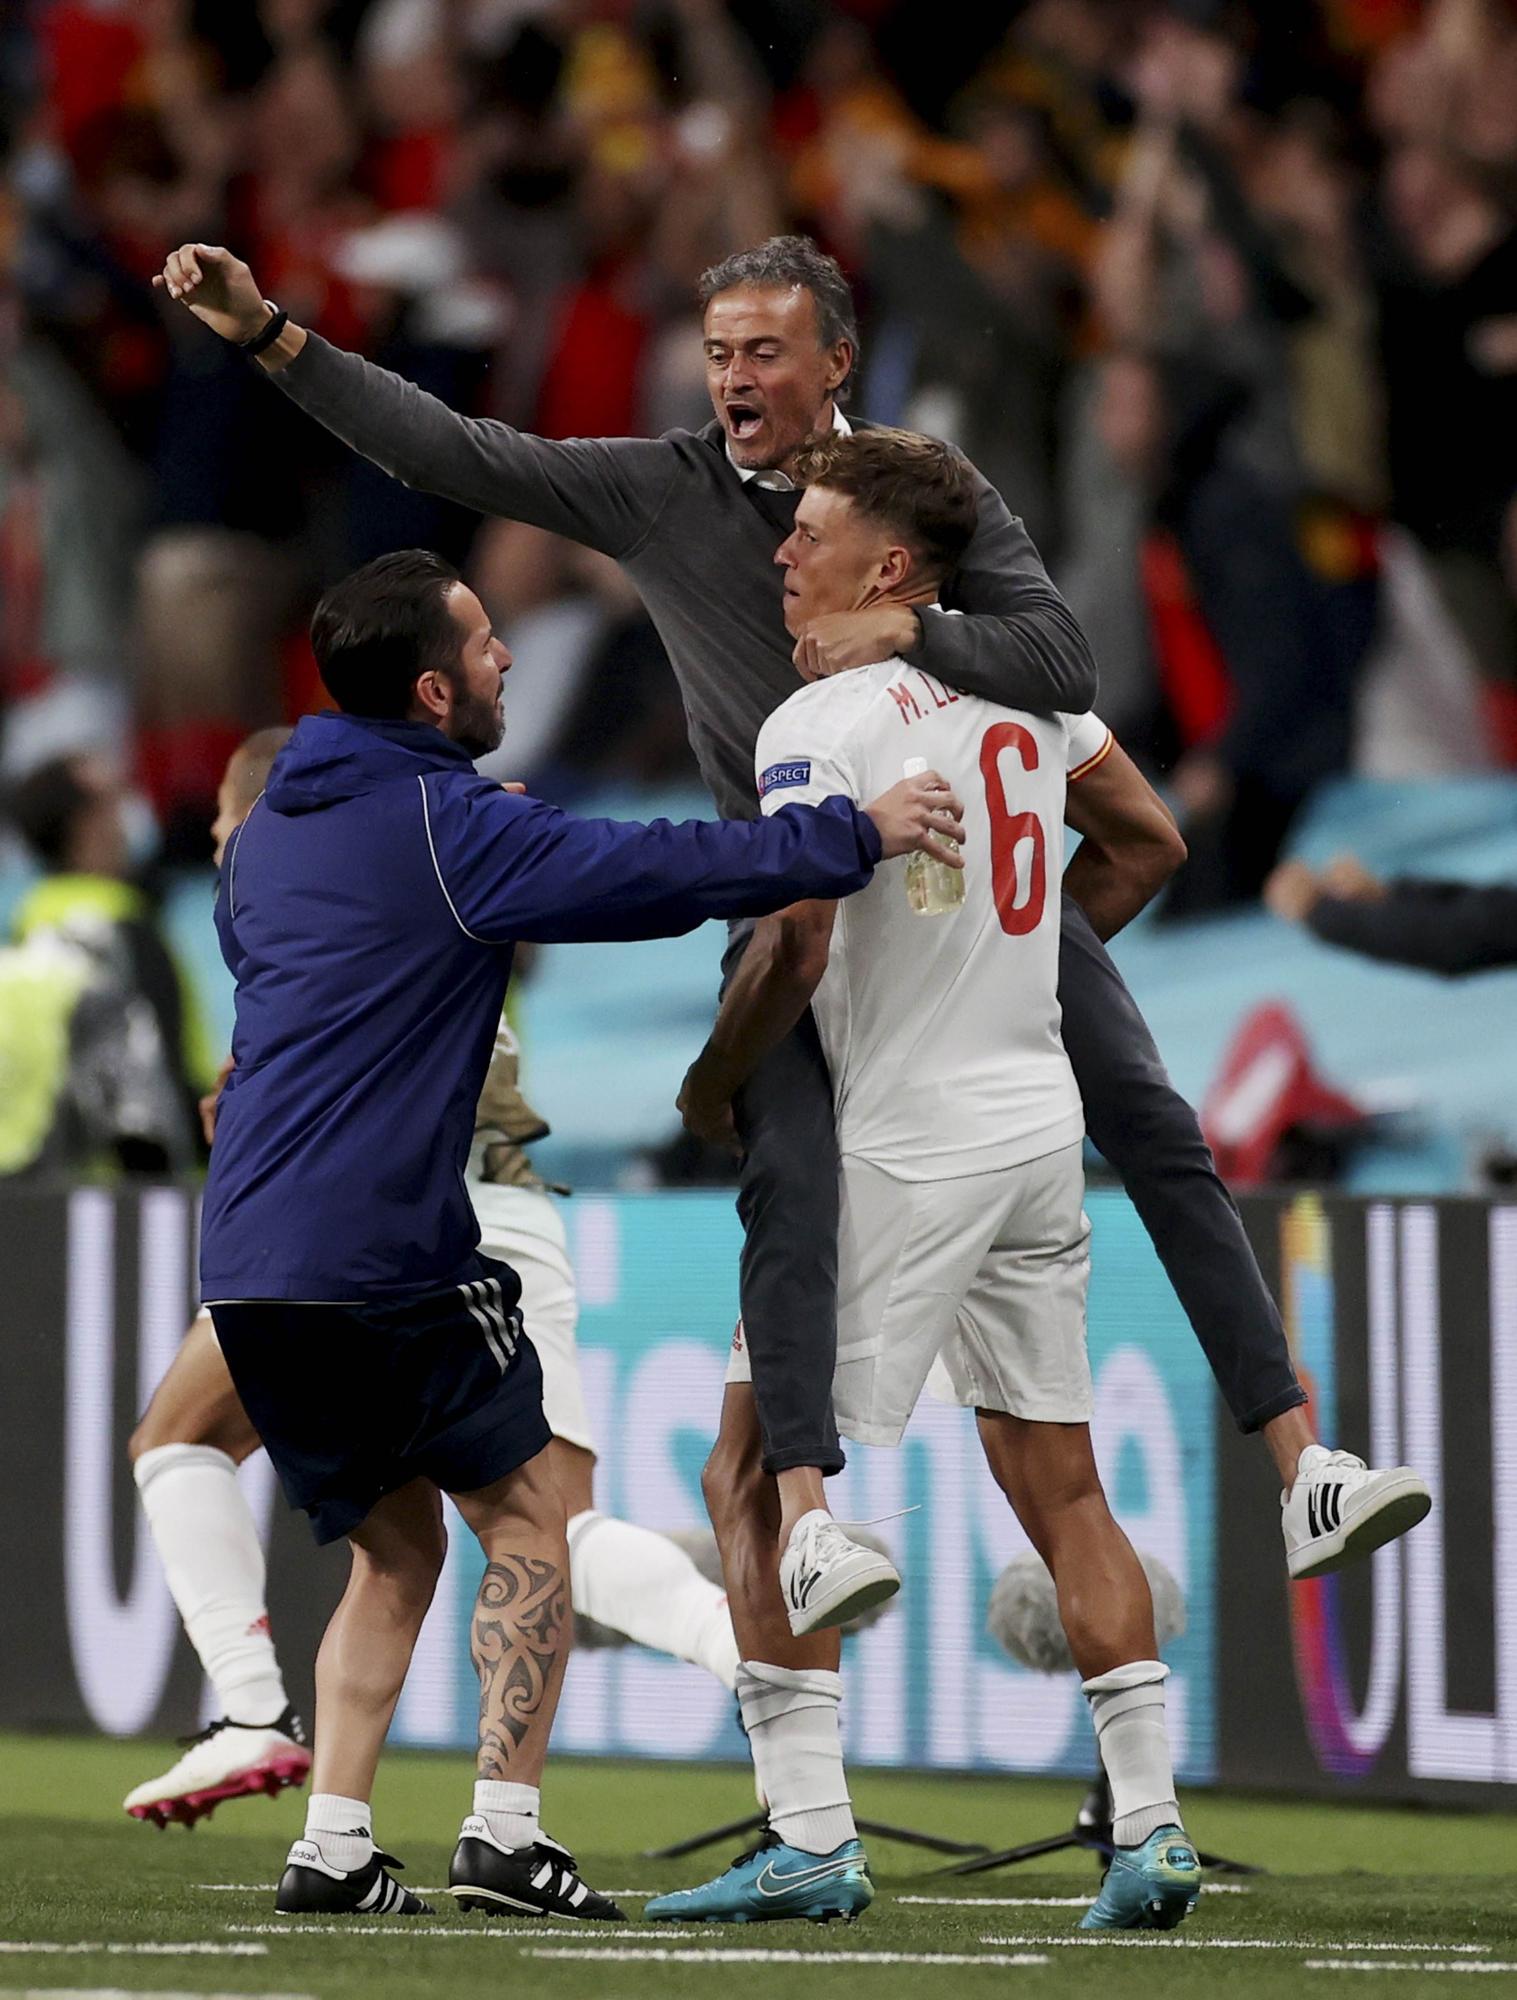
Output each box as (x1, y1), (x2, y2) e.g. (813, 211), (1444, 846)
(726, 1140), (1091, 1445)
(468, 1177), (594, 1455)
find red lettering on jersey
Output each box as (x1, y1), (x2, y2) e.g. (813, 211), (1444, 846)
(888, 680), (924, 723)
(916, 672), (959, 709)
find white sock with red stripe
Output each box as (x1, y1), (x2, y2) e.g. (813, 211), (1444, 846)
(133, 1443), (288, 1723)
(472, 1779), (540, 1851)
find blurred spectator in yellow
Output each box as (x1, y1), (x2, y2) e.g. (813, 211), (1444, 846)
(0, 753), (212, 1174)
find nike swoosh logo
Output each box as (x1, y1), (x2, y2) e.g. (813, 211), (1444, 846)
(754, 1857), (859, 1898)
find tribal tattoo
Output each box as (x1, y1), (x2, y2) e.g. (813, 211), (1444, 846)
(472, 1554), (568, 1778)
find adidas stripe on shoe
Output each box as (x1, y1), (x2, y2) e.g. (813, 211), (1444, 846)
(449, 1820), (625, 1921)
(276, 1841), (430, 1916)
(1282, 1448), (1432, 1581)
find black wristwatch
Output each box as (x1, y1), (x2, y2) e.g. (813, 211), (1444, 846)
(238, 302), (289, 357)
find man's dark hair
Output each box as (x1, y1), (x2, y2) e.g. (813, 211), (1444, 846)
(697, 235), (861, 402)
(792, 427), (979, 580)
(310, 549), (463, 719)
(8, 757), (96, 871)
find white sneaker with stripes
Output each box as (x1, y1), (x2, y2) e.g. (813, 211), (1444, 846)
(449, 1821), (625, 1921)
(779, 1510), (901, 1637)
(1282, 1446), (1432, 1580)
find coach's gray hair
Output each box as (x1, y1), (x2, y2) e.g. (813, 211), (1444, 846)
(697, 235), (861, 402)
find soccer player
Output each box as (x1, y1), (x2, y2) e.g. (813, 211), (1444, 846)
(196, 548), (961, 1920)
(651, 429), (1203, 1932)
(124, 744), (740, 1833)
(156, 232), (1421, 1604)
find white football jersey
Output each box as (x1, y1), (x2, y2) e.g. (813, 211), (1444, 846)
(755, 659), (1112, 1181)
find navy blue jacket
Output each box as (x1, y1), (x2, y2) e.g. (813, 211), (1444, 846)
(200, 711), (882, 1301)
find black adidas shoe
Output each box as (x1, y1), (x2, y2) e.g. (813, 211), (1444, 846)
(449, 1820), (625, 1921)
(276, 1839), (432, 1916)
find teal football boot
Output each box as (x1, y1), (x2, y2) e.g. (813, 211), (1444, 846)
(1080, 1825), (1202, 1931)
(644, 1830), (873, 1925)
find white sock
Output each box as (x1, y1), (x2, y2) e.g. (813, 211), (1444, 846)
(736, 1660), (855, 1856)
(472, 1779), (540, 1851)
(567, 1511), (740, 1690)
(1082, 1660), (1182, 1848)
(303, 1792), (373, 1873)
(133, 1443), (288, 1722)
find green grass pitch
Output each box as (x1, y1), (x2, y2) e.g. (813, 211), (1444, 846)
(3, 1733), (1517, 1998)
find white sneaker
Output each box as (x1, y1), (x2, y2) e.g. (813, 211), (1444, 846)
(1282, 1447), (1432, 1581)
(123, 1707), (311, 1828)
(779, 1511), (901, 1637)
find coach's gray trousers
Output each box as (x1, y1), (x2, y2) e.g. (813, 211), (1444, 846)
(728, 897), (1305, 1476)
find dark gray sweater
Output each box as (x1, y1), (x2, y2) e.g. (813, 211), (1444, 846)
(272, 336), (1098, 818)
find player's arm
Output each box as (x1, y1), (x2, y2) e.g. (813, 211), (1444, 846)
(1061, 725), (1187, 941)
(679, 898), (838, 1147)
(155, 244), (675, 557)
(422, 772), (961, 946)
(792, 471), (1098, 714)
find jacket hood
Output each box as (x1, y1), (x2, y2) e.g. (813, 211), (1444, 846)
(264, 711), (476, 816)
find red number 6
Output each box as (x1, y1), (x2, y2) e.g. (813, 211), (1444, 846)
(979, 723), (1046, 936)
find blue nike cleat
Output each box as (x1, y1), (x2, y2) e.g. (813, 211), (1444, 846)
(644, 1830), (873, 1925)
(1080, 1825), (1202, 1932)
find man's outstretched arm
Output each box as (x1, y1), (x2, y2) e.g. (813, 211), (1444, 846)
(422, 772), (962, 947)
(156, 243), (675, 558)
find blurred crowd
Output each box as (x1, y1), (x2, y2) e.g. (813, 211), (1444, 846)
(2, 0), (1516, 904)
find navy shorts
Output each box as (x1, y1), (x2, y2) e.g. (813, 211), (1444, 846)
(210, 1257), (553, 1545)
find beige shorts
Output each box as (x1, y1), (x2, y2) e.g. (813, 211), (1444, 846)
(727, 1142), (1091, 1446)
(469, 1178), (594, 1455)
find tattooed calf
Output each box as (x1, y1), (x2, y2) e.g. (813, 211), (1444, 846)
(472, 1554), (568, 1777)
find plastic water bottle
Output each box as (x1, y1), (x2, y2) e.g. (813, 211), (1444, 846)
(902, 756), (964, 916)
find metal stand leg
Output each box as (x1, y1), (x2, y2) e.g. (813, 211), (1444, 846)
(938, 1775), (1265, 1878)
(644, 1811), (987, 1863)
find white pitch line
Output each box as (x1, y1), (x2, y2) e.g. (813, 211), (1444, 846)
(0, 1946), (266, 1960)
(981, 1933), (1492, 1954)
(898, 1896), (1095, 1909)
(524, 1948), (1052, 1968)
(893, 1883), (1251, 1905)
(1307, 1962), (1517, 1977)
(200, 1882), (655, 1897)
(226, 1923), (700, 1942)
(2, 1990), (316, 1999)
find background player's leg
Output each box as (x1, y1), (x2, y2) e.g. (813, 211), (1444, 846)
(124, 1315), (307, 1825)
(130, 1318), (287, 1718)
(1056, 896), (1305, 1439)
(308, 1478), (446, 1809)
(480, 1184), (739, 1686)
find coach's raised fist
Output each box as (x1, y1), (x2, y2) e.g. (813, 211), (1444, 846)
(153, 244), (268, 345)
